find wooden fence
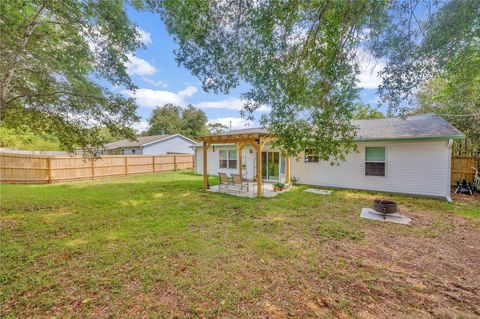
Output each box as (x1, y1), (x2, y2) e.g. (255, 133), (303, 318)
(0, 153), (194, 184)
(451, 156), (479, 184)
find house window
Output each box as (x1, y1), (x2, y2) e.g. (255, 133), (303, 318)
(304, 149), (319, 163)
(219, 149), (237, 169)
(365, 147), (385, 176)
(132, 149), (136, 154)
(121, 149), (125, 155)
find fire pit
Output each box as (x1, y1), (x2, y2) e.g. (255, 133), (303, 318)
(372, 199), (398, 214)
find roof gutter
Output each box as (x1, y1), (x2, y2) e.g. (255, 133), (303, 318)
(354, 134), (465, 142)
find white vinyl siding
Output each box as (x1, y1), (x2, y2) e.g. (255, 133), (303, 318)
(292, 140), (451, 198)
(195, 145), (255, 178)
(105, 147), (142, 155)
(195, 140), (451, 198)
(142, 135), (195, 155)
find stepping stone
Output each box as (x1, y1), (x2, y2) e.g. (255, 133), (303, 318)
(304, 188), (332, 195)
(360, 208), (411, 225)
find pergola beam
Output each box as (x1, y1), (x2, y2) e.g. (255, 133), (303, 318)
(256, 139), (265, 198)
(237, 143), (244, 177)
(199, 138), (263, 145)
(203, 141), (209, 189)
(285, 155), (291, 184)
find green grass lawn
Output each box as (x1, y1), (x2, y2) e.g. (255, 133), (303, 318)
(1, 171), (479, 318)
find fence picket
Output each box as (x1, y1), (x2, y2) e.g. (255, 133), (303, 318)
(451, 156), (479, 184)
(0, 153), (194, 184)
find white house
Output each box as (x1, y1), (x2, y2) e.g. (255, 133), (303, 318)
(193, 114), (465, 199)
(103, 134), (196, 155)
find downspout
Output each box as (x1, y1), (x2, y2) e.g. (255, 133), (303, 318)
(446, 139), (453, 203)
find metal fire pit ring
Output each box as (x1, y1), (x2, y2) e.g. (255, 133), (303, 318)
(372, 199), (398, 214)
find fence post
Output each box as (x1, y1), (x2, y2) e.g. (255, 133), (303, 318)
(91, 159), (95, 180)
(125, 156), (128, 176)
(152, 156), (156, 172)
(47, 157), (52, 184)
(173, 155), (177, 171)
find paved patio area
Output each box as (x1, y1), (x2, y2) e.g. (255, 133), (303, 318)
(207, 182), (288, 198)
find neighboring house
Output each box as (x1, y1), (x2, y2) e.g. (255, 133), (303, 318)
(193, 114), (465, 200)
(103, 134), (196, 155)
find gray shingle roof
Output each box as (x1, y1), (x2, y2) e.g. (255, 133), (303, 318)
(352, 114), (464, 140)
(105, 134), (175, 149)
(194, 114), (463, 145)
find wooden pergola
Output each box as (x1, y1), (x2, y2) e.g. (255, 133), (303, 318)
(198, 130), (291, 198)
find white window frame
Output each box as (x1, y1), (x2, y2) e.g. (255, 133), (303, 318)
(219, 149), (238, 169)
(365, 146), (386, 177)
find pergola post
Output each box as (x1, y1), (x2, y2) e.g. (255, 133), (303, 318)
(203, 141), (209, 189)
(237, 143), (243, 178)
(256, 140), (263, 198)
(285, 155), (291, 184)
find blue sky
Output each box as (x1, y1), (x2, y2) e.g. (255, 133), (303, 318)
(124, 8), (384, 132)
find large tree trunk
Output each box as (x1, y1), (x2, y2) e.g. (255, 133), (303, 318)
(0, 3), (46, 117)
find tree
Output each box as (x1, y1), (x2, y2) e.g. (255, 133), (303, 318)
(352, 103), (385, 120)
(147, 104), (183, 136)
(147, 104), (208, 138)
(0, 125), (62, 151)
(206, 122), (228, 135)
(0, 0), (143, 153)
(181, 105), (208, 137)
(155, 0), (388, 161)
(415, 75), (480, 154)
(371, 0), (480, 113)
(369, 0), (479, 152)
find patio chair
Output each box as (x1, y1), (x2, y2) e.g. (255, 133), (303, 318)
(218, 172), (230, 191)
(231, 173), (249, 193)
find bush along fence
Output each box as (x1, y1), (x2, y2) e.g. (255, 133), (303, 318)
(451, 156), (479, 185)
(0, 153), (194, 184)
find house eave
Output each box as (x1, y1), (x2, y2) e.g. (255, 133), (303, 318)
(354, 134), (466, 142)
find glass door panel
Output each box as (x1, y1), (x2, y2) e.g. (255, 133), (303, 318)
(262, 152), (280, 180)
(269, 152), (279, 180)
(262, 152), (268, 180)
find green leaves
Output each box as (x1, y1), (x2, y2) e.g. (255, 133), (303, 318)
(146, 103), (208, 138)
(159, 0), (388, 162)
(352, 103), (385, 120)
(373, 0), (480, 113)
(0, 0), (142, 153)
(372, 0), (479, 153)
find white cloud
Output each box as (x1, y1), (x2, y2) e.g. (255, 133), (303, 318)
(122, 86), (198, 108)
(178, 86), (198, 98)
(356, 49), (385, 89)
(197, 98), (270, 112)
(142, 77), (168, 88)
(137, 28), (152, 46)
(132, 120), (149, 133)
(207, 117), (254, 130)
(125, 54), (157, 76)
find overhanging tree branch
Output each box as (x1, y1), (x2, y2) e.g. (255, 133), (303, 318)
(0, 2), (47, 115)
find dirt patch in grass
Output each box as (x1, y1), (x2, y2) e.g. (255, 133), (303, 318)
(328, 211), (480, 318)
(452, 191), (480, 204)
